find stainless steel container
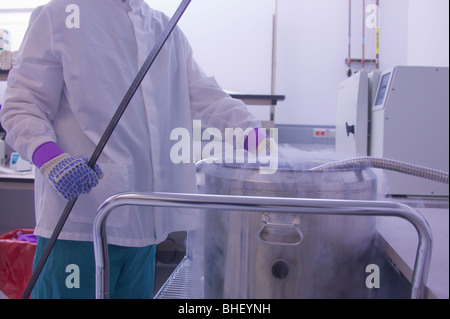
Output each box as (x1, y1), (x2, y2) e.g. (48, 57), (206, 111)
(195, 156), (378, 299)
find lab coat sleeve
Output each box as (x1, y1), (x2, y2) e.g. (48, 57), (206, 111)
(184, 34), (261, 133)
(0, 7), (63, 163)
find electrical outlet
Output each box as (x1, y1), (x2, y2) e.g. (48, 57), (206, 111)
(313, 128), (328, 138)
(327, 129), (336, 139)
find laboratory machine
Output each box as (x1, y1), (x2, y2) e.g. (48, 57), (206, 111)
(336, 66), (449, 197)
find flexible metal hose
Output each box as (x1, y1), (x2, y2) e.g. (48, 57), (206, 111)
(310, 156), (449, 184)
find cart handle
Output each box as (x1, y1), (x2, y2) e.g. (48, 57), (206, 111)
(93, 192), (432, 299)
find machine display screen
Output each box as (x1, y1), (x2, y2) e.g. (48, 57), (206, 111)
(375, 72), (391, 106)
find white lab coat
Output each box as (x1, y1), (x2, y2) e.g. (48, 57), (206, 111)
(0, 0), (260, 247)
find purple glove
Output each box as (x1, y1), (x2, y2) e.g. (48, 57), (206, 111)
(32, 141), (64, 168)
(16, 233), (38, 243)
(244, 128), (269, 152)
(33, 142), (103, 201)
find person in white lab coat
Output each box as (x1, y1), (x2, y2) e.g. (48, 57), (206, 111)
(0, 0), (268, 298)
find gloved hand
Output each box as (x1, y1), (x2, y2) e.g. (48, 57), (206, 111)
(40, 153), (103, 201)
(244, 128), (278, 155)
(244, 128), (269, 154)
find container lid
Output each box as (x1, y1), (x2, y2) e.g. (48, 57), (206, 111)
(196, 146), (349, 172)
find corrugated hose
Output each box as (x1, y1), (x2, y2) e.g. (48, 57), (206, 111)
(310, 156), (449, 184)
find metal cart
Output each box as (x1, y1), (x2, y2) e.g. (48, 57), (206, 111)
(93, 192), (432, 299)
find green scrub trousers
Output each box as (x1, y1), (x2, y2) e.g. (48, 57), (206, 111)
(32, 236), (156, 299)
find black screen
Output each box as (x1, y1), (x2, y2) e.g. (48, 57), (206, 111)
(375, 72), (391, 106)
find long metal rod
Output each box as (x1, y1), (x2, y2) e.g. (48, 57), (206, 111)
(375, 0), (380, 70)
(270, 0), (278, 122)
(361, 0), (366, 70)
(93, 192), (433, 299)
(21, 0), (192, 299)
(347, 0), (352, 77)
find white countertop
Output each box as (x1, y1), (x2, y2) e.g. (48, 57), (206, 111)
(0, 164), (35, 181)
(376, 200), (449, 299)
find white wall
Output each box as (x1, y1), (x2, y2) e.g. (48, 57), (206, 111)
(275, 0), (349, 126)
(3, 0), (448, 126)
(148, 0), (274, 93)
(407, 0), (449, 66)
(275, 0), (448, 126)
(378, 0), (409, 70)
(147, 0), (276, 120)
(150, 0), (448, 127)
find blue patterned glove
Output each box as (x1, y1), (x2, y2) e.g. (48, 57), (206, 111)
(40, 153), (103, 201)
